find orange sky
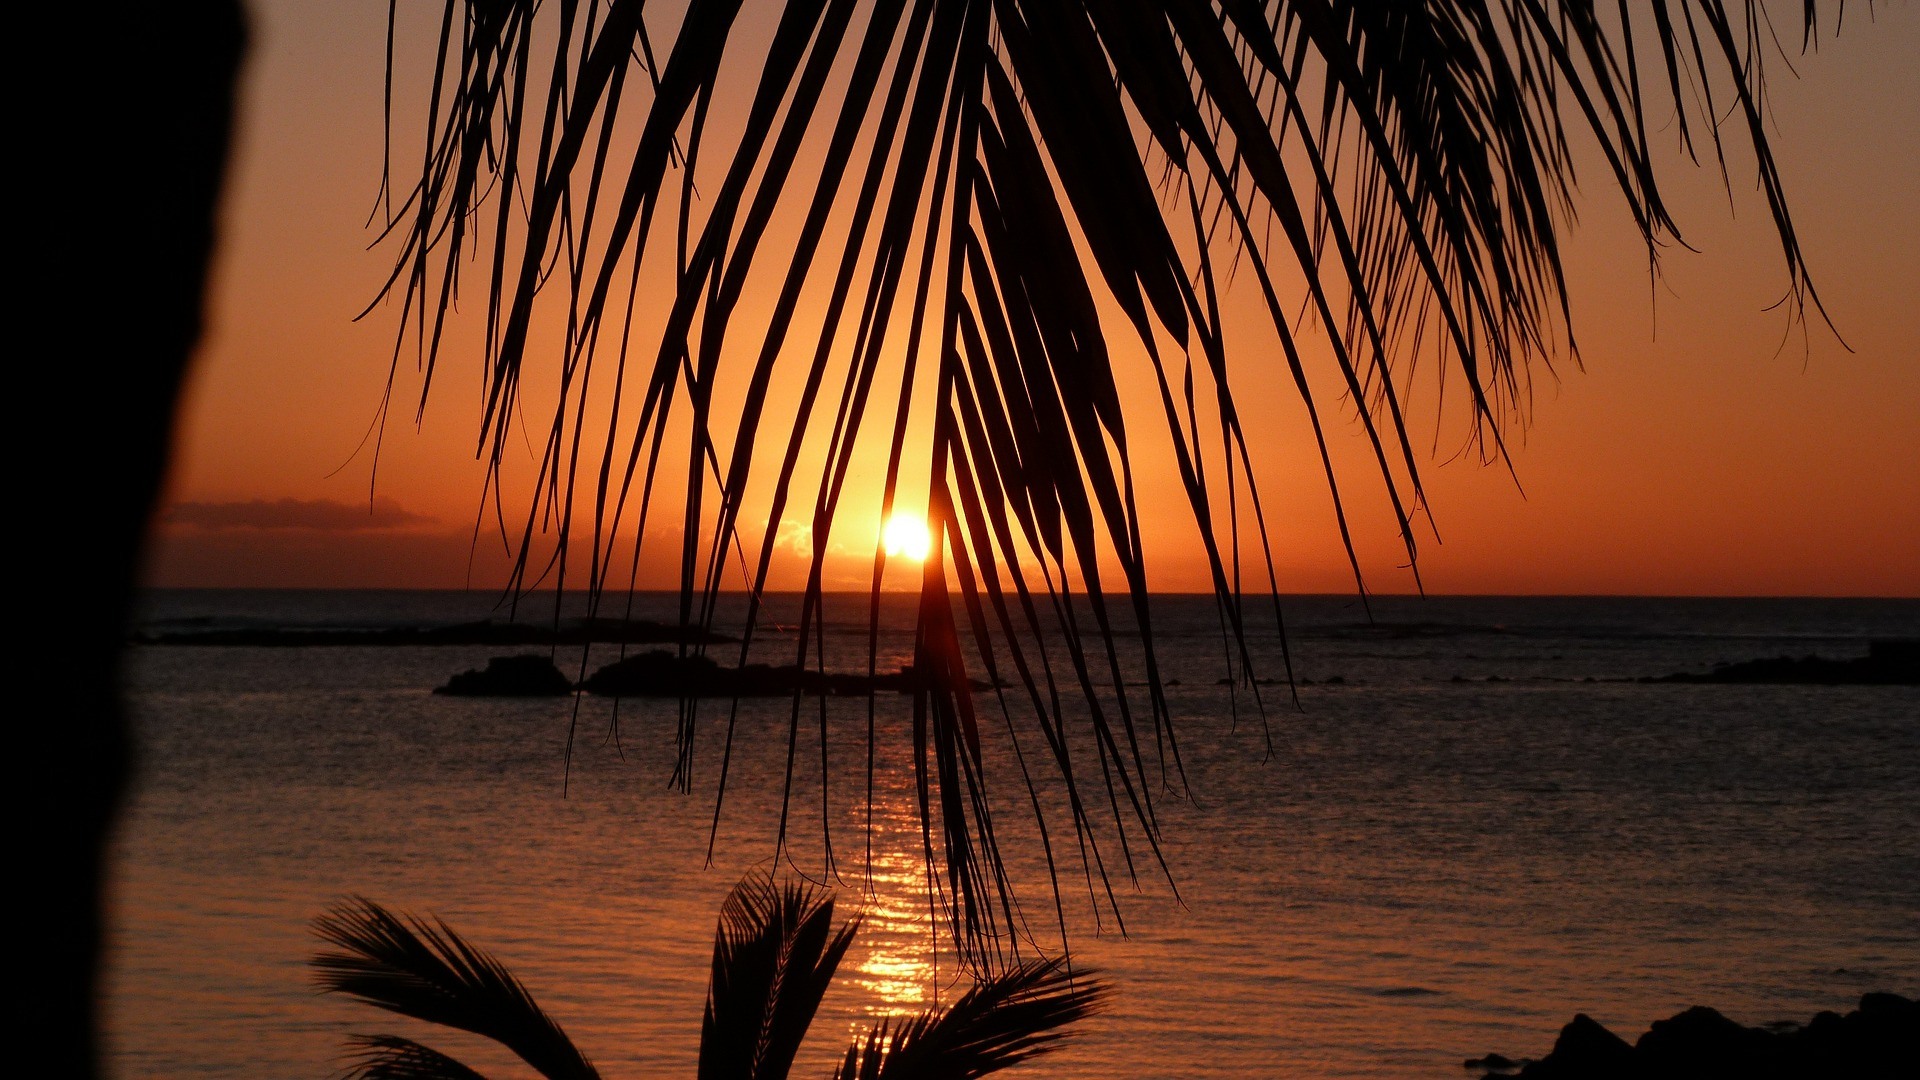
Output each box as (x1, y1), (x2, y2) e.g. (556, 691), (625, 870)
(147, 1), (1920, 596)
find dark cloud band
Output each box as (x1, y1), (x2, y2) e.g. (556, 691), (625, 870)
(165, 497), (430, 532)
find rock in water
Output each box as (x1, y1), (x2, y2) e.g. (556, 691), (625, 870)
(435, 654), (574, 697)
(1636, 1006), (1772, 1076)
(1515, 1014), (1633, 1078)
(1479, 994), (1918, 1079)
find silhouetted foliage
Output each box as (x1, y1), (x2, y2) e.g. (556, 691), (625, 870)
(375, 0), (1855, 958)
(313, 875), (1105, 1079)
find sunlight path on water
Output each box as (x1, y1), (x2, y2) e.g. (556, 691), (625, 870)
(844, 773), (938, 1015)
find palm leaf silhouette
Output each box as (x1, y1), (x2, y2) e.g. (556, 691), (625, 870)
(312, 896), (602, 1080)
(831, 957), (1107, 1079)
(699, 875), (861, 1080)
(338, 1034), (493, 1080)
(372, 0), (1851, 954)
(312, 876), (1104, 1078)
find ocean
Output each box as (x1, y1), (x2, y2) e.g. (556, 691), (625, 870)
(108, 590), (1919, 1077)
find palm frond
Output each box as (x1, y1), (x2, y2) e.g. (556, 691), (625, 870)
(312, 897), (601, 1080)
(338, 1034), (495, 1080)
(698, 873), (861, 1080)
(377, 0), (1854, 958)
(832, 958), (1107, 1079)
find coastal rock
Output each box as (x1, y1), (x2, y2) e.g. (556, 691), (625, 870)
(435, 654), (574, 697)
(1790, 993), (1920, 1076)
(1481, 994), (1917, 1080)
(1512, 1014), (1633, 1078)
(1636, 1006), (1770, 1075)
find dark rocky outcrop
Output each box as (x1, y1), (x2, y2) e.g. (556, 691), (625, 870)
(580, 650), (991, 697)
(435, 655), (575, 697)
(1528, 1013), (1635, 1078)
(1646, 639), (1918, 685)
(1469, 993), (1918, 1079)
(1633, 1005), (1774, 1076)
(137, 617), (735, 648)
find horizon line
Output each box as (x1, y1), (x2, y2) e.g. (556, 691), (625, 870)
(137, 585), (1920, 602)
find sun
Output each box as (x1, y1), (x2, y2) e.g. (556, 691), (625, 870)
(881, 513), (933, 562)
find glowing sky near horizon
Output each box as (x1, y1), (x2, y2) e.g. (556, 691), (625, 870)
(147, 1), (1920, 596)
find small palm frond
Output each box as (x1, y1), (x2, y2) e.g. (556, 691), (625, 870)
(312, 897), (601, 1080)
(699, 873), (861, 1080)
(339, 1034), (494, 1080)
(832, 958), (1106, 1080)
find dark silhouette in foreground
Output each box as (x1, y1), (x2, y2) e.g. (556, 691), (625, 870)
(43, 4), (244, 1073)
(312, 874), (1104, 1079)
(1646, 639), (1919, 686)
(1467, 992), (1917, 1078)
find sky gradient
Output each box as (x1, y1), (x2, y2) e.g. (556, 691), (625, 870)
(147, 1), (1920, 596)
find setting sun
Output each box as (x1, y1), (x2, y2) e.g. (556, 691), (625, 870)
(881, 513), (933, 562)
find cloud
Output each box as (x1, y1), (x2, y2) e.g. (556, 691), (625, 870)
(164, 496), (433, 532)
(773, 518), (814, 558)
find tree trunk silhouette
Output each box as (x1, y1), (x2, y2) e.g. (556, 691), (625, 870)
(36, 4), (245, 1074)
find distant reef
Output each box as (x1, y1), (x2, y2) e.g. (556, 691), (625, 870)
(1467, 992), (1917, 1078)
(425, 648), (995, 698)
(134, 617), (735, 647)
(578, 649), (994, 697)
(1645, 638), (1918, 686)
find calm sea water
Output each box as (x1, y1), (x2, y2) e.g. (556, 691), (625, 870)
(109, 591), (1919, 1078)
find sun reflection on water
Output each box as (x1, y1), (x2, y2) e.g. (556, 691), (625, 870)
(848, 844), (935, 1009)
(840, 772), (941, 1019)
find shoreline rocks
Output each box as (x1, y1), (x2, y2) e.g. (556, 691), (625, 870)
(1468, 992), (1917, 1078)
